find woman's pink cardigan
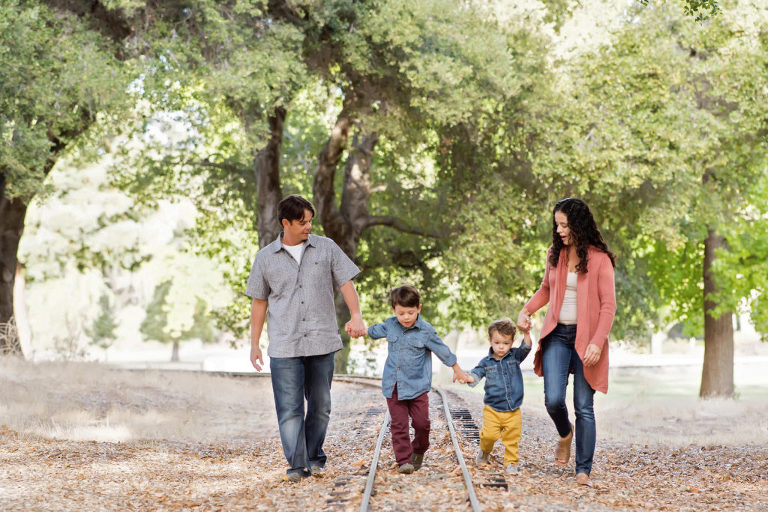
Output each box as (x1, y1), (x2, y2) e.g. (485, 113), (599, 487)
(524, 246), (616, 393)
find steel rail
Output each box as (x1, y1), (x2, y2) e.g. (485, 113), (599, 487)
(360, 408), (390, 512)
(434, 386), (482, 512)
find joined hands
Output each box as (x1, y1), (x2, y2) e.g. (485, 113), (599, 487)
(345, 316), (368, 338)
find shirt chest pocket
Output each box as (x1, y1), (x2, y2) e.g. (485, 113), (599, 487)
(485, 365), (500, 384)
(303, 254), (334, 287)
(402, 334), (426, 356)
(504, 360), (521, 380)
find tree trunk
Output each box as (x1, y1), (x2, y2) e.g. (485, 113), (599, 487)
(13, 262), (32, 354)
(313, 110), (355, 253)
(314, 112), (380, 373)
(171, 340), (180, 362)
(255, 106), (287, 249)
(699, 227), (734, 398)
(0, 174), (26, 355)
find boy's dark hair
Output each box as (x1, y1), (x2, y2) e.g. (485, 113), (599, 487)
(488, 318), (517, 340)
(389, 285), (421, 308)
(278, 195), (315, 225)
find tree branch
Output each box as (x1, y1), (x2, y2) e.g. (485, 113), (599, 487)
(365, 216), (446, 239)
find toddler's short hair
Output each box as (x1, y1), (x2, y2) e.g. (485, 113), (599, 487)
(488, 318), (516, 340)
(390, 285), (421, 308)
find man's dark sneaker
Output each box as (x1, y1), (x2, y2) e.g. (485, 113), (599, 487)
(283, 469), (310, 482)
(411, 453), (424, 471)
(397, 462), (414, 474)
(310, 464), (325, 477)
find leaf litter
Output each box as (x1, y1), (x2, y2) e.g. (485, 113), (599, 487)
(0, 364), (766, 511)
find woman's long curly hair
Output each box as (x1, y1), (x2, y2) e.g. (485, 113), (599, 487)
(549, 198), (615, 273)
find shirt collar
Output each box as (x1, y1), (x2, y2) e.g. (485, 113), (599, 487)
(270, 233), (317, 253)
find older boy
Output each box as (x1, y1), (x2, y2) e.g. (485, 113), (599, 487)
(466, 318), (532, 474)
(366, 285), (471, 474)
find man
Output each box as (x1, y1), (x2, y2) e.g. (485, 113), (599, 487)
(246, 194), (367, 482)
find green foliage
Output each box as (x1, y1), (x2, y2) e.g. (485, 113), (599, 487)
(20, 0), (768, 359)
(140, 280), (219, 346)
(86, 294), (118, 350)
(0, 1), (127, 200)
(140, 280), (172, 344)
(640, 0), (721, 21)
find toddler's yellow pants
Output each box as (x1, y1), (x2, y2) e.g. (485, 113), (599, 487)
(479, 405), (522, 465)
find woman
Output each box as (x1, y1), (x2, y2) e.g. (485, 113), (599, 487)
(517, 198), (616, 487)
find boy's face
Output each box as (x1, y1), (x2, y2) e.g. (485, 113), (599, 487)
(393, 303), (422, 329)
(489, 330), (514, 358)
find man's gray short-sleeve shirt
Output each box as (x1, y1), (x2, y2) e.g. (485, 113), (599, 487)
(246, 234), (360, 358)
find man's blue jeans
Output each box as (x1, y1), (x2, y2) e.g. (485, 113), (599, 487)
(541, 324), (596, 475)
(270, 352), (335, 476)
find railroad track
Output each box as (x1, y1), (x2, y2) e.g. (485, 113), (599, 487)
(123, 370), (500, 509)
(352, 383), (484, 512)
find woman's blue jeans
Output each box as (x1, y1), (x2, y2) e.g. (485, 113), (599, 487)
(541, 324), (596, 475)
(270, 352), (335, 476)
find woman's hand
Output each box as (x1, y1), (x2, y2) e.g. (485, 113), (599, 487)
(516, 309), (531, 331)
(583, 343), (602, 367)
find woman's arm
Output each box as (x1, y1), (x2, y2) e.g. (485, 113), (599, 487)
(518, 250), (553, 327)
(589, 252), (616, 350)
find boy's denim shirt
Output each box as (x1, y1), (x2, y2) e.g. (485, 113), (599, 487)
(368, 315), (457, 400)
(468, 343), (531, 412)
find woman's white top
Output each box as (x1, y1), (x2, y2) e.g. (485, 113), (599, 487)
(558, 272), (578, 325)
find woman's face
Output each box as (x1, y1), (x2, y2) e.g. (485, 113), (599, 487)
(555, 210), (573, 246)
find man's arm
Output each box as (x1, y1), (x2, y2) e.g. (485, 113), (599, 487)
(340, 280), (367, 338)
(250, 298), (267, 371)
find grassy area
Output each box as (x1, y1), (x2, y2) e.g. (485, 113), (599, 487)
(454, 361), (768, 447)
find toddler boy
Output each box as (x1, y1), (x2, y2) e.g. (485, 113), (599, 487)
(466, 318), (532, 474)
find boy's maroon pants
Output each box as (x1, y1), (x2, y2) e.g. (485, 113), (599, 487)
(386, 387), (430, 466)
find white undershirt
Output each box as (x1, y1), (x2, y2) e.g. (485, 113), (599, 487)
(283, 241), (306, 264)
(558, 272), (578, 325)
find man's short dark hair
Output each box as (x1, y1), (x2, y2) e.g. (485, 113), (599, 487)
(488, 318), (516, 340)
(390, 285), (421, 308)
(278, 195), (316, 225)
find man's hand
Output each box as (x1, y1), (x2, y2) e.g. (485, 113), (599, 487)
(583, 343), (602, 367)
(345, 315), (367, 338)
(250, 344), (264, 372)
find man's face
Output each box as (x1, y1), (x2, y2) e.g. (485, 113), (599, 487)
(393, 303), (422, 329)
(282, 209), (313, 244)
(489, 330), (514, 358)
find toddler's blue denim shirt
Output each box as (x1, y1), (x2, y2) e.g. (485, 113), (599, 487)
(468, 344), (531, 412)
(368, 316), (457, 400)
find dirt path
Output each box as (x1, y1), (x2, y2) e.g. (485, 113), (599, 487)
(0, 361), (766, 511)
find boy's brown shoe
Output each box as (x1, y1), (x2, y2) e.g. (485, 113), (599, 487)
(411, 453), (424, 471)
(397, 462), (414, 474)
